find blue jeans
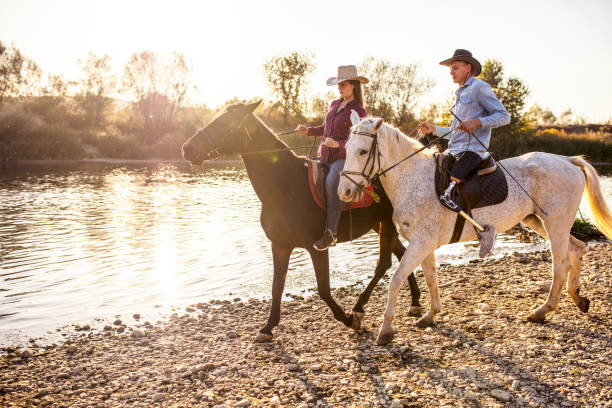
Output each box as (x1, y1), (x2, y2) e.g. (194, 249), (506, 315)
(325, 159), (345, 235)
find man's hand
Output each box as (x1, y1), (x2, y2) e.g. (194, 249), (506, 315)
(295, 124), (308, 135)
(457, 118), (482, 133)
(323, 138), (340, 148)
(418, 122), (435, 135)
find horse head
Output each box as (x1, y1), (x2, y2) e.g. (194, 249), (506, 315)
(338, 111), (384, 203)
(182, 100), (262, 165)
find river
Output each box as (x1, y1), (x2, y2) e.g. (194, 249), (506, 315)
(1, 161), (610, 345)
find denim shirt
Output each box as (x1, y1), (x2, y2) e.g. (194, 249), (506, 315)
(434, 76), (510, 158)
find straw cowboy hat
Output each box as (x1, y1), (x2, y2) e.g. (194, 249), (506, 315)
(326, 65), (369, 86)
(439, 49), (482, 77)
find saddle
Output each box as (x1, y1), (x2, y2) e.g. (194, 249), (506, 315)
(307, 159), (375, 211)
(434, 152), (508, 243)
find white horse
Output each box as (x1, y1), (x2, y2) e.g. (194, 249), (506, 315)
(338, 112), (612, 345)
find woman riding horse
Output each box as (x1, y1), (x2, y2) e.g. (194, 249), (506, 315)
(296, 65), (368, 250)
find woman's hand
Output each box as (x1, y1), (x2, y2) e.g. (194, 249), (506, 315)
(417, 122), (435, 135)
(323, 138), (340, 148)
(295, 124), (308, 135)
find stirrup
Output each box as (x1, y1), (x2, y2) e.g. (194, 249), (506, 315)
(313, 229), (337, 251)
(439, 192), (462, 213)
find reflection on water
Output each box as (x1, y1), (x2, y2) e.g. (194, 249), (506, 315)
(0, 161), (610, 345)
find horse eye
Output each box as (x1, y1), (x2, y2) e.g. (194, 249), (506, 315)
(359, 149), (368, 156)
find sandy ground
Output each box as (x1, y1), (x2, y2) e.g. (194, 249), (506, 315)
(1, 243), (611, 408)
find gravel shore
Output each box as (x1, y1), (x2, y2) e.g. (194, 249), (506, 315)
(1, 243), (611, 407)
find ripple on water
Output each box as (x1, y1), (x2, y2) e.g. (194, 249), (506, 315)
(0, 161), (610, 345)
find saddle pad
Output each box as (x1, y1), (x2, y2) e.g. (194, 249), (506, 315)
(307, 160), (374, 211)
(434, 153), (508, 210)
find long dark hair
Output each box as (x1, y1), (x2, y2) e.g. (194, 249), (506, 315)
(349, 80), (364, 108)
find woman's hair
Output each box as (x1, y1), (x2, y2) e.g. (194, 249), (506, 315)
(349, 80), (364, 108)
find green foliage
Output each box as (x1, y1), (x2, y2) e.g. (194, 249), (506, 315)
(479, 59), (530, 138)
(263, 51), (315, 122)
(75, 53), (116, 129)
(122, 51), (194, 144)
(0, 41), (41, 103)
(359, 57), (433, 132)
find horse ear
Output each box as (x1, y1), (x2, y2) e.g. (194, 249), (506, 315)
(350, 110), (361, 126)
(374, 118), (384, 131)
(245, 100), (262, 114)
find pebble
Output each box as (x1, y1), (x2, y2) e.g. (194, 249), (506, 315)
(389, 400), (403, 408)
(2, 245), (611, 408)
(490, 389), (511, 402)
(133, 313), (140, 320)
(113, 319), (122, 326)
(131, 329), (146, 338)
(234, 400), (249, 407)
(21, 349), (33, 359)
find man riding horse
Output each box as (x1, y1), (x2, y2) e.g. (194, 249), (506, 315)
(419, 49), (511, 255)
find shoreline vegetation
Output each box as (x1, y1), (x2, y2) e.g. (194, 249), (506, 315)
(1, 44), (611, 166)
(1, 242), (610, 407)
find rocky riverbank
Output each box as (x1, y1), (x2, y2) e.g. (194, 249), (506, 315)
(1, 243), (611, 407)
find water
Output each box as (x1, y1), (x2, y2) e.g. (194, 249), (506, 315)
(0, 161), (610, 345)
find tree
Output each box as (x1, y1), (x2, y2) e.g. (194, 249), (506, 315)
(527, 103), (557, 125)
(122, 51), (193, 143)
(559, 108), (574, 124)
(76, 52), (116, 128)
(264, 51), (315, 122)
(479, 59), (530, 136)
(359, 57), (433, 132)
(0, 41), (41, 103)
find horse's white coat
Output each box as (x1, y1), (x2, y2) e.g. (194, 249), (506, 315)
(339, 115), (612, 344)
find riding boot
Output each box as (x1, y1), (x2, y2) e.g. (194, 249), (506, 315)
(439, 180), (461, 212)
(313, 228), (337, 251)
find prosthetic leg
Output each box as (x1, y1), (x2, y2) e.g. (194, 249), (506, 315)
(440, 179), (497, 258)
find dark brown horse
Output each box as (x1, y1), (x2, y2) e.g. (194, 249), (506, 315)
(182, 101), (421, 342)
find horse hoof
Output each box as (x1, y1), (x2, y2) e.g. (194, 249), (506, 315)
(408, 306), (422, 316)
(578, 297), (590, 313)
(415, 316), (435, 328)
(254, 332), (273, 343)
(376, 331), (395, 345)
(349, 314), (362, 331)
(526, 313), (546, 324)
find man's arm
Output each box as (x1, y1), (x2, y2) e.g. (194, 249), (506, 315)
(477, 84), (511, 129)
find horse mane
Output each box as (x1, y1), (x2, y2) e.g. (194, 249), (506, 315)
(377, 122), (436, 159)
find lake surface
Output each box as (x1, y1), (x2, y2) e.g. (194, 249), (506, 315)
(1, 161), (610, 345)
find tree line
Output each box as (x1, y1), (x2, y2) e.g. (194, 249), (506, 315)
(0, 43), (610, 164)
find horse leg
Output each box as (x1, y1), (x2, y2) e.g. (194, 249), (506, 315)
(308, 248), (353, 328)
(391, 235), (422, 316)
(255, 242), (293, 343)
(377, 243), (434, 345)
(527, 217), (572, 323)
(522, 215), (589, 313)
(349, 222), (394, 330)
(415, 252), (439, 328)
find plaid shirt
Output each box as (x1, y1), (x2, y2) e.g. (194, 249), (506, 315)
(307, 98), (366, 163)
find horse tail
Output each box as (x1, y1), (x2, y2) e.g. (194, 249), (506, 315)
(571, 156), (612, 239)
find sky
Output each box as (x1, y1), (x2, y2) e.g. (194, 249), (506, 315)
(1, 0), (611, 122)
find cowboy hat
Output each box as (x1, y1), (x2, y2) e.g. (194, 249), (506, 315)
(326, 65), (369, 86)
(439, 49), (482, 77)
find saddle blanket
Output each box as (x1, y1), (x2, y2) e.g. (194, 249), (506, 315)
(307, 160), (374, 211)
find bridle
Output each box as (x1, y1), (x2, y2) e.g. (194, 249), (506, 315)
(339, 130), (382, 194)
(197, 113), (252, 161)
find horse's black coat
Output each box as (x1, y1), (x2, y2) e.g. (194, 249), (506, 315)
(182, 101), (421, 338)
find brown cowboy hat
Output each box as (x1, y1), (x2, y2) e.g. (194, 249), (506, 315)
(439, 49), (482, 77)
(326, 65), (369, 86)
